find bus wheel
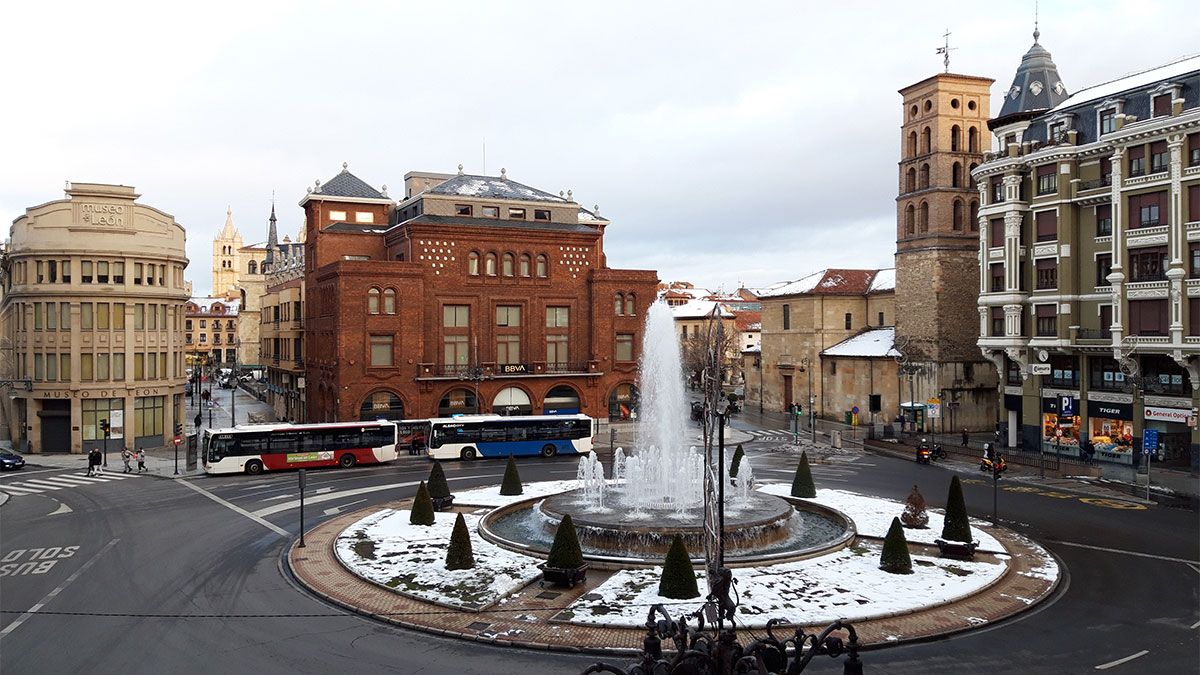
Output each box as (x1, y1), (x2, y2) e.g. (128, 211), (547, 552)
(540, 444), (557, 458)
(245, 460), (264, 475)
(339, 454), (357, 468)
(460, 447), (477, 461)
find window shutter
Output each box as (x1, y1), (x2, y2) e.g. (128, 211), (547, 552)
(1152, 94), (1171, 117)
(1128, 145), (1144, 161)
(1035, 210), (1058, 241)
(1190, 185), (1200, 222)
(1037, 164), (1055, 178)
(990, 218), (1006, 247)
(1036, 304), (1056, 318)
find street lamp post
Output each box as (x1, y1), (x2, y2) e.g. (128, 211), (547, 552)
(756, 356), (763, 415)
(231, 341), (238, 427)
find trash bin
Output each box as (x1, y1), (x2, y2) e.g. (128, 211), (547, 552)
(843, 411), (853, 425)
(830, 430), (842, 449)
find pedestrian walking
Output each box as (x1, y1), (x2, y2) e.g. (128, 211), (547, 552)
(121, 447), (133, 473)
(137, 449), (147, 472)
(86, 448), (100, 476)
(961, 428), (969, 447)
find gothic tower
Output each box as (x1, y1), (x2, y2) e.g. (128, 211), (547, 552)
(894, 71), (998, 431)
(211, 208), (243, 294)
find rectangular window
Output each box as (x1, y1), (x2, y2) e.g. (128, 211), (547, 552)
(36, 261), (44, 283)
(546, 335), (569, 364)
(482, 206), (499, 218)
(443, 334), (468, 365)
(200, 334), (207, 343)
(534, 209), (551, 221)
(34, 302), (42, 330)
(1096, 254), (1112, 287)
(1035, 304), (1057, 337)
(1035, 258), (1057, 290)
(508, 207), (526, 219)
(355, 211), (374, 223)
(134, 396), (165, 438)
(1150, 141), (1168, 173)
(1096, 204), (1112, 236)
(113, 353), (125, 379)
(496, 305), (522, 327)
(328, 210), (347, 221)
(1128, 145), (1144, 176)
(1099, 109), (1115, 134)
(616, 333), (634, 361)
(81, 302), (93, 330)
(159, 352), (166, 379)
(148, 304), (158, 330)
(48, 260), (58, 283)
(455, 204), (473, 216)
(443, 305), (470, 328)
(61, 260), (70, 283)
(1100, 156), (1112, 185)
(369, 335), (393, 367)
(1128, 299), (1169, 336)
(844, 312), (852, 330)
(1100, 305), (1113, 339)
(1035, 210), (1057, 242)
(60, 303), (69, 332)
(46, 302), (58, 331)
(113, 303), (125, 329)
(134, 262), (144, 285)
(990, 307), (1005, 337)
(1190, 184), (1199, 223)
(1129, 246), (1167, 282)
(34, 354), (44, 380)
(134, 353), (144, 380)
(989, 217), (1005, 247)
(147, 264), (157, 285)
(1036, 165), (1057, 195)
(60, 354), (70, 381)
(134, 304), (145, 330)
(82, 261), (93, 283)
(546, 306), (570, 328)
(991, 179), (1004, 204)
(146, 351), (157, 378)
(97, 353), (110, 380)
(113, 262), (124, 284)
(96, 303), (109, 329)
(46, 353), (57, 380)
(1152, 93), (1171, 117)
(1190, 133), (1200, 167)
(1190, 243), (1199, 278)
(496, 334), (521, 364)
(1131, 191), (1165, 228)
(782, 304), (790, 330)
(200, 320), (206, 329)
(990, 263), (1004, 292)
(1191, 299), (1200, 336)
(878, 311), (885, 326)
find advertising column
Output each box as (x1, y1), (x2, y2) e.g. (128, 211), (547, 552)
(1086, 399), (1134, 465)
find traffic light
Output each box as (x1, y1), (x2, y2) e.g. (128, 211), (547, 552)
(795, 405), (803, 416)
(174, 423), (184, 437)
(99, 418), (110, 437)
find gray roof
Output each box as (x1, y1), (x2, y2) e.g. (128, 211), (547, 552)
(995, 31), (1069, 123)
(314, 165), (388, 200)
(397, 214), (596, 234)
(323, 222), (392, 234)
(427, 174), (568, 204)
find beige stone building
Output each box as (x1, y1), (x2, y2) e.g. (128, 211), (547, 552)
(261, 227), (306, 423)
(184, 295), (240, 366)
(753, 269), (896, 421)
(672, 300), (739, 385)
(211, 208), (267, 367)
(0, 183), (189, 454)
(895, 70), (999, 433)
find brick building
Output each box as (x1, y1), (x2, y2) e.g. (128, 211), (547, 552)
(301, 164), (658, 426)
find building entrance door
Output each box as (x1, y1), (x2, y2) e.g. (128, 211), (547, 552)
(38, 400), (72, 453)
(782, 375), (793, 413)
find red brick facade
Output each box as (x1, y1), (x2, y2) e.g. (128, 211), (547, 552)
(301, 169), (658, 423)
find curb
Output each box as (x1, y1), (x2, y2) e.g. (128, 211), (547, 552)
(0, 492), (9, 508)
(1006, 475), (1156, 506)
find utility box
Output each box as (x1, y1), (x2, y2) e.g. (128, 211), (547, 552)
(830, 430), (842, 449)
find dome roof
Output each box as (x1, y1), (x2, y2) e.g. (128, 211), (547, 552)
(995, 30), (1069, 123)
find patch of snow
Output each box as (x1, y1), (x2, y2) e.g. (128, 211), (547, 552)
(757, 485), (1004, 552)
(965, 616), (988, 626)
(821, 328), (899, 358)
(868, 269), (896, 293)
(452, 480), (579, 507)
(670, 299), (734, 319)
(336, 509), (543, 610)
(757, 271), (825, 298)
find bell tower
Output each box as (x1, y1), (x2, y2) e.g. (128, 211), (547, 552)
(893, 71), (998, 431)
(212, 207), (243, 294)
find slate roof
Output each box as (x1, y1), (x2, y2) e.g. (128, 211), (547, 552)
(821, 327), (900, 359)
(323, 222), (393, 234)
(427, 174), (568, 203)
(994, 32), (1069, 123)
(1048, 54), (1200, 114)
(397, 214), (596, 234)
(313, 165), (389, 200)
(758, 269), (888, 298)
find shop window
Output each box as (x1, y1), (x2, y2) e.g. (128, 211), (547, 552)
(1142, 354), (1186, 395)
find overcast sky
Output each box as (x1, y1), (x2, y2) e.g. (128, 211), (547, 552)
(2, 1), (1193, 296)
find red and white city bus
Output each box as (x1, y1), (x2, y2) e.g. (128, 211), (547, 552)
(203, 421), (400, 475)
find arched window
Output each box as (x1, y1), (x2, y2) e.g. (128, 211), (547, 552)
(367, 288), (380, 314)
(919, 163), (929, 189)
(502, 253), (514, 277)
(952, 199), (964, 231)
(519, 254), (531, 277)
(921, 126), (931, 153)
(383, 288), (396, 314)
(615, 292), (625, 315)
(906, 167), (916, 192)
(907, 131), (917, 157)
(625, 293), (635, 316)
(968, 126), (979, 153)
(951, 125), (961, 152)
(918, 201), (929, 233)
(248, 260), (257, 274)
(485, 253), (497, 276)
(968, 162), (978, 189)
(905, 204), (915, 236)
(359, 390), (405, 421)
(468, 251), (480, 276)
(969, 200), (979, 231)
(536, 254), (548, 278)
(952, 162), (962, 188)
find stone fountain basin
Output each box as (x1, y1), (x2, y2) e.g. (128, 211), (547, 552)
(479, 489), (855, 569)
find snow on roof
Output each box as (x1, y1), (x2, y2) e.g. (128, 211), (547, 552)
(868, 268), (896, 293)
(671, 299), (734, 319)
(1049, 54), (1200, 114)
(187, 296), (241, 315)
(756, 271), (824, 298)
(821, 327), (899, 359)
(758, 269), (888, 298)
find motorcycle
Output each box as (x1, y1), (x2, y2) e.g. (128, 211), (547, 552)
(916, 438), (932, 465)
(931, 443), (947, 461)
(980, 454), (1008, 476)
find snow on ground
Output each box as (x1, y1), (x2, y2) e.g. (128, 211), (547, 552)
(758, 485), (1003, 552)
(452, 480), (578, 507)
(563, 540), (1006, 628)
(336, 509), (543, 610)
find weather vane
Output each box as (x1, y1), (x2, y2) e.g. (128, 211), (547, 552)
(936, 28), (956, 73)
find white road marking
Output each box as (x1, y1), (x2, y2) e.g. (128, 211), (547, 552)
(19, 480), (65, 490)
(1190, 619), (1200, 629)
(0, 485), (44, 494)
(49, 502), (73, 516)
(0, 538), (119, 639)
(252, 473), (503, 517)
(1190, 564), (1200, 575)
(1094, 649), (1149, 670)
(0, 468), (65, 479)
(1052, 540), (1200, 566)
(56, 475), (110, 484)
(178, 479), (289, 537)
(31, 477), (97, 488)
(323, 499), (368, 516)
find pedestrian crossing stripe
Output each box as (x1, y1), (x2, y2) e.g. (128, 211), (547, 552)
(0, 472), (142, 495)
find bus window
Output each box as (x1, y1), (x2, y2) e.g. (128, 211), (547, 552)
(208, 434), (233, 462)
(235, 434), (269, 455)
(270, 433), (302, 454)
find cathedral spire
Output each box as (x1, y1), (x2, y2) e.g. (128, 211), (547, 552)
(219, 206), (238, 239)
(265, 200), (279, 266)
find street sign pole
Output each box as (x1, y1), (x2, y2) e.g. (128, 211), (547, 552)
(298, 469), (307, 548)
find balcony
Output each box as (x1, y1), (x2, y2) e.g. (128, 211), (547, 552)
(417, 361), (600, 380)
(1074, 327), (1111, 342)
(1078, 178), (1110, 191)
(544, 362), (589, 374)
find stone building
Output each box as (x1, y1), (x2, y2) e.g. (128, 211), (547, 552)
(1, 183), (189, 454)
(261, 216), (306, 423)
(974, 35), (1199, 469)
(754, 269), (895, 420)
(184, 295), (239, 366)
(671, 300), (738, 385)
(302, 164), (659, 425)
(895, 68), (999, 433)
(211, 208), (267, 367)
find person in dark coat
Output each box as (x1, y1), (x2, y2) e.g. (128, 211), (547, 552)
(86, 448), (100, 476)
(961, 428), (969, 447)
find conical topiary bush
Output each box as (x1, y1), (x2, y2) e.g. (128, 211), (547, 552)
(499, 455), (523, 496)
(729, 444), (745, 478)
(658, 534), (699, 599)
(409, 481), (435, 526)
(445, 512), (475, 570)
(941, 475), (971, 543)
(427, 460), (451, 499)
(900, 484), (929, 529)
(546, 514), (585, 570)
(879, 517), (913, 574)
(791, 451), (816, 498)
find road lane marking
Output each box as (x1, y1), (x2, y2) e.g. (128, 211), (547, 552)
(52, 475), (109, 484)
(178, 480), (289, 537)
(19, 481), (65, 490)
(0, 485), (43, 494)
(31, 477), (98, 487)
(324, 499), (368, 516)
(1094, 649), (1149, 670)
(0, 539), (118, 639)
(252, 473), (503, 517)
(1188, 563), (1200, 575)
(1051, 540), (1200, 565)
(49, 502), (73, 516)
(1190, 619), (1200, 629)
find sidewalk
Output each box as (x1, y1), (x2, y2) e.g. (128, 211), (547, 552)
(24, 447), (204, 479)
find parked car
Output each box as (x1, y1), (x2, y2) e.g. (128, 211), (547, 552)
(0, 448), (26, 471)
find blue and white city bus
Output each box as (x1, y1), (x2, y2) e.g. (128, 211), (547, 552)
(425, 414), (595, 461)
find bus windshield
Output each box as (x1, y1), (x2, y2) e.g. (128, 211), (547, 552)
(207, 434), (233, 462)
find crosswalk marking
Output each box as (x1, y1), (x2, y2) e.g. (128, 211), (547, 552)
(0, 471), (143, 496)
(0, 484), (44, 494)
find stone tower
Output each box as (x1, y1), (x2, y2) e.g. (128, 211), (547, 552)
(212, 208), (243, 294)
(894, 72), (998, 432)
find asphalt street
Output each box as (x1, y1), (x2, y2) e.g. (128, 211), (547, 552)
(0, 412), (1196, 674)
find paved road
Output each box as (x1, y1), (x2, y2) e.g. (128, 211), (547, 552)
(1, 414), (1196, 674)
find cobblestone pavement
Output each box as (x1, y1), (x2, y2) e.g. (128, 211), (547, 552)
(290, 500), (1059, 655)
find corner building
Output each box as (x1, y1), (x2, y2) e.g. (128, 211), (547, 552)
(302, 165), (658, 425)
(2, 183), (189, 454)
(974, 35), (1199, 469)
